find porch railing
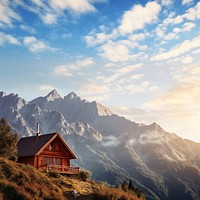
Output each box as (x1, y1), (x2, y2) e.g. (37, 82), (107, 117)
(39, 165), (80, 174)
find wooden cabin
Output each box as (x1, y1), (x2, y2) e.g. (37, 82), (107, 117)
(17, 132), (79, 174)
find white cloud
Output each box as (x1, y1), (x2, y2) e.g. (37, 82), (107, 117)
(182, 0), (193, 5)
(163, 32), (179, 40)
(31, 0), (44, 7)
(0, 32), (20, 45)
(174, 15), (184, 24)
(165, 54), (196, 65)
(128, 33), (147, 42)
(102, 135), (120, 147)
(19, 25), (37, 34)
(161, 0), (173, 7)
(99, 41), (134, 62)
(130, 74), (144, 80)
(0, 0), (21, 27)
(39, 85), (55, 92)
(54, 65), (72, 76)
(182, 56), (193, 64)
(78, 82), (110, 101)
(125, 81), (158, 94)
(119, 1), (161, 34)
(75, 57), (94, 67)
(85, 32), (110, 46)
(172, 28), (181, 33)
(155, 13), (186, 41)
(155, 26), (165, 38)
(41, 13), (57, 24)
(156, 14), (183, 33)
(143, 68), (200, 142)
(96, 63), (143, 85)
(116, 64), (142, 74)
(139, 45), (148, 51)
(104, 63), (116, 69)
(30, 0), (99, 25)
(151, 35), (200, 61)
(54, 57), (94, 76)
(16, 0), (106, 25)
(125, 84), (146, 94)
(146, 65), (200, 110)
(80, 82), (109, 93)
(99, 39), (146, 62)
(84, 3), (153, 48)
(95, 63), (158, 96)
(48, 0), (96, 14)
(139, 132), (165, 145)
(182, 22), (196, 32)
(91, 62), (151, 97)
(155, 6), (198, 42)
(97, 63), (143, 84)
(192, 48), (200, 54)
(156, 21), (195, 42)
(84, 29), (118, 46)
(61, 33), (72, 39)
(183, 2), (200, 20)
(23, 36), (54, 52)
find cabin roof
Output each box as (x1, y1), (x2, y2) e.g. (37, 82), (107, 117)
(17, 132), (77, 159)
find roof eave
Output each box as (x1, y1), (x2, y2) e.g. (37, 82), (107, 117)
(57, 133), (78, 159)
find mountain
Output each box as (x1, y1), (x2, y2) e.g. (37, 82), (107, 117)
(0, 90), (200, 200)
(30, 90), (113, 123)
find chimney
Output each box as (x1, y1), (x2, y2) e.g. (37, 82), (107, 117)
(36, 123), (40, 137)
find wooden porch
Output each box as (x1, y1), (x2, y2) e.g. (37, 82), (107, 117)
(39, 165), (80, 174)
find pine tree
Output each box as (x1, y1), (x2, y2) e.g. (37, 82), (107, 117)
(0, 118), (18, 161)
(128, 180), (135, 191)
(121, 180), (128, 191)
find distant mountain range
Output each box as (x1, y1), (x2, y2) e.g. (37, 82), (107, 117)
(0, 90), (200, 200)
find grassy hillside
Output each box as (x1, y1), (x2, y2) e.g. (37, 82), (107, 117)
(0, 157), (145, 200)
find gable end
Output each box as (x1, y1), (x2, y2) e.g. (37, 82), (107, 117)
(36, 132), (77, 159)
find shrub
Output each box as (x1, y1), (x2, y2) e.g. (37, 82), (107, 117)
(47, 170), (61, 178)
(79, 169), (92, 181)
(1, 164), (12, 179)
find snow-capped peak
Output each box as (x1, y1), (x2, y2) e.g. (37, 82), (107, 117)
(65, 92), (80, 100)
(94, 101), (113, 116)
(0, 91), (6, 98)
(45, 89), (62, 101)
(0, 92), (27, 111)
(148, 122), (163, 131)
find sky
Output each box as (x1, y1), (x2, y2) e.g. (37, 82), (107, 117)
(0, 0), (200, 142)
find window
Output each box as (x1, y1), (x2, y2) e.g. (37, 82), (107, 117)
(56, 158), (61, 165)
(43, 157), (47, 165)
(49, 158), (53, 165)
(49, 142), (54, 151)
